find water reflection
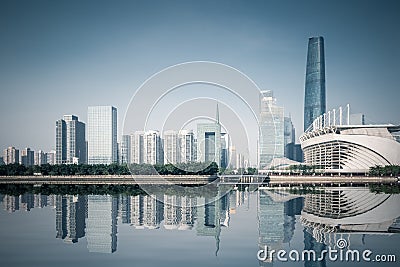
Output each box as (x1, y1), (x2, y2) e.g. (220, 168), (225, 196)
(1, 185), (399, 266)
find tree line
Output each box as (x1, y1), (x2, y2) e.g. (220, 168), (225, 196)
(369, 165), (400, 176)
(0, 162), (219, 176)
(0, 183), (219, 197)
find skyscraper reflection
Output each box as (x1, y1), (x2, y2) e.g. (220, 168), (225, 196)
(55, 195), (86, 244)
(86, 195), (118, 253)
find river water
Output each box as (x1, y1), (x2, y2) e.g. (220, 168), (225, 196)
(0, 185), (399, 267)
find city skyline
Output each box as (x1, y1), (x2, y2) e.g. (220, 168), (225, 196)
(1, 1), (399, 153)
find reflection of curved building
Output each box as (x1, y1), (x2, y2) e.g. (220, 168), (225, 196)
(300, 187), (400, 245)
(300, 108), (400, 172)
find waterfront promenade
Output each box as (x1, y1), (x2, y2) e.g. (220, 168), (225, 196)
(0, 174), (398, 186)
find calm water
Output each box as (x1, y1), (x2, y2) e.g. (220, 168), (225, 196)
(0, 185), (399, 267)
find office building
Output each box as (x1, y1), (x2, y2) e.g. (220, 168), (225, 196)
(259, 90), (284, 169)
(220, 133), (229, 168)
(304, 36), (326, 131)
(2, 146), (19, 165)
(119, 135), (131, 164)
(284, 117), (295, 149)
(56, 115), (86, 164)
(144, 130), (163, 164)
(163, 130), (179, 164)
(21, 148), (34, 167)
(197, 122), (221, 165)
(229, 146), (237, 169)
(178, 130), (195, 163)
(87, 106), (117, 164)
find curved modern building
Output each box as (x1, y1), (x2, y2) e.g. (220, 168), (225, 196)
(300, 107), (400, 173)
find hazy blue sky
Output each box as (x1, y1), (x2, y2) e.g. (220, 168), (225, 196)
(1, 0), (399, 153)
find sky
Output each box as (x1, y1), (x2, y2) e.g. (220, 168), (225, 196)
(0, 0), (399, 160)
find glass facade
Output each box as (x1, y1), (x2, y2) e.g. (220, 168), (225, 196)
(56, 115), (86, 164)
(196, 123), (221, 165)
(304, 36), (326, 131)
(259, 90), (284, 169)
(87, 106), (117, 164)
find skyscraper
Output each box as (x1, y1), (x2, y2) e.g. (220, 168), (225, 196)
(144, 130), (163, 165)
(87, 106), (117, 164)
(197, 123), (221, 165)
(119, 135), (131, 164)
(259, 90), (284, 169)
(284, 116), (295, 158)
(86, 195), (118, 253)
(131, 131), (144, 164)
(304, 36), (326, 131)
(56, 115), (86, 164)
(178, 130), (195, 163)
(196, 104), (222, 165)
(163, 130), (179, 164)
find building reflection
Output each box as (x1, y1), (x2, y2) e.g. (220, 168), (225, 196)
(300, 187), (400, 249)
(1, 185), (399, 259)
(86, 195), (118, 253)
(55, 195), (86, 244)
(257, 188), (304, 266)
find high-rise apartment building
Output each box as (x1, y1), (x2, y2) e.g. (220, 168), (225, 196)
(2, 146), (19, 165)
(34, 150), (47, 166)
(47, 150), (56, 165)
(304, 36), (326, 131)
(87, 106), (117, 164)
(119, 135), (131, 164)
(163, 130), (179, 164)
(131, 131), (144, 164)
(178, 130), (195, 163)
(259, 90), (284, 169)
(144, 130), (163, 165)
(21, 148), (34, 167)
(56, 115), (86, 164)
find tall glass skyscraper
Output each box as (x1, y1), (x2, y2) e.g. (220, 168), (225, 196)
(259, 90), (284, 169)
(87, 106), (117, 164)
(56, 115), (86, 164)
(304, 36), (326, 131)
